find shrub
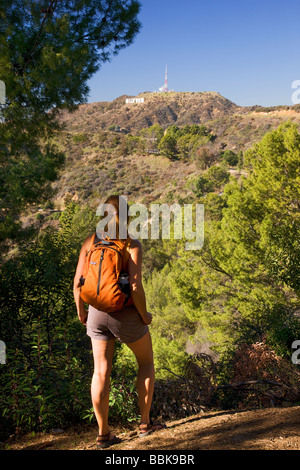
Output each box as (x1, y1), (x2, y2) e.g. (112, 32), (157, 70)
(205, 165), (230, 189)
(194, 147), (218, 169)
(72, 133), (88, 143)
(222, 149), (238, 166)
(193, 176), (214, 197)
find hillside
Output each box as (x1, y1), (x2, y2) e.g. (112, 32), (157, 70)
(43, 91), (300, 210)
(58, 90), (300, 135)
(58, 91), (243, 133)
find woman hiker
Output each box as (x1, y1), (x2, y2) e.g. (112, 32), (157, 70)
(73, 195), (165, 449)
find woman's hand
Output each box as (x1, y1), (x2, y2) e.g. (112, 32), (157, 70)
(141, 312), (153, 325)
(78, 307), (88, 325)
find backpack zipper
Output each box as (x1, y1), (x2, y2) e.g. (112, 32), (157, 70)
(96, 246), (123, 296)
(97, 250), (105, 296)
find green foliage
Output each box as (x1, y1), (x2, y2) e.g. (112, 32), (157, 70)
(176, 134), (200, 160)
(205, 165), (230, 189)
(221, 149), (238, 166)
(0, 203), (137, 438)
(194, 176), (214, 197)
(264, 304), (300, 358)
(148, 123), (300, 366)
(109, 378), (139, 423)
(165, 125), (181, 138)
(144, 264), (196, 379)
(155, 124), (215, 160)
(224, 121), (300, 293)
(1, 323), (92, 435)
(1, 1), (141, 113)
(73, 133), (88, 143)
(139, 124), (164, 145)
(181, 124), (210, 137)
(119, 134), (140, 155)
(0, 0), (141, 241)
(158, 133), (177, 159)
(141, 239), (171, 279)
(107, 349), (140, 423)
(193, 166), (230, 197)
(203, 193), (227, 220)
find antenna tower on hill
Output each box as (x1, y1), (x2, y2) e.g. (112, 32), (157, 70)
(159, 65), (169, 93)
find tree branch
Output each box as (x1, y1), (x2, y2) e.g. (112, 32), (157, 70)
(217, 379), (295, 391)
(23, 0), (58, 70)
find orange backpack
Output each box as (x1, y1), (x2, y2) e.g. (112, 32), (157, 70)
(80, 233), (133, 313)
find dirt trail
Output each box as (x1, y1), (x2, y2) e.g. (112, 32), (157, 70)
(3, 406), (300, 451)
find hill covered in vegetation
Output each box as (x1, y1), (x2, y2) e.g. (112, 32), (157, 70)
(43, 91), (300, 209)
(58, 90), (300, 134)
(58, 91), (243, 133)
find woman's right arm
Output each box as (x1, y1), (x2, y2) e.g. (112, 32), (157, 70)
(128, 238), (152, 325)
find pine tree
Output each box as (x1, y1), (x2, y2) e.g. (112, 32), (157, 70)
(0, 0), (141, 240)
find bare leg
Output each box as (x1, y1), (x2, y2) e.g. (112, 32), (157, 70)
(126, 331), (155, 424)
(91, 338), (115, 435)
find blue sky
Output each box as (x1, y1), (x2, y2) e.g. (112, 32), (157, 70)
(87, 0), (300, 106)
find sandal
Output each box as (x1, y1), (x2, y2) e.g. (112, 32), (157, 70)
(139, 420), (166, 438)
(96, 432), (120, 449)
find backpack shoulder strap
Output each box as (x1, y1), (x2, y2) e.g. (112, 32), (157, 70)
(86, 233), (96, 256)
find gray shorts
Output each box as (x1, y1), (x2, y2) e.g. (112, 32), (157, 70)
(86, 304), (149, 344)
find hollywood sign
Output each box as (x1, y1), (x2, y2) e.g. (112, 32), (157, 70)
(125, 98), (145, 104)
